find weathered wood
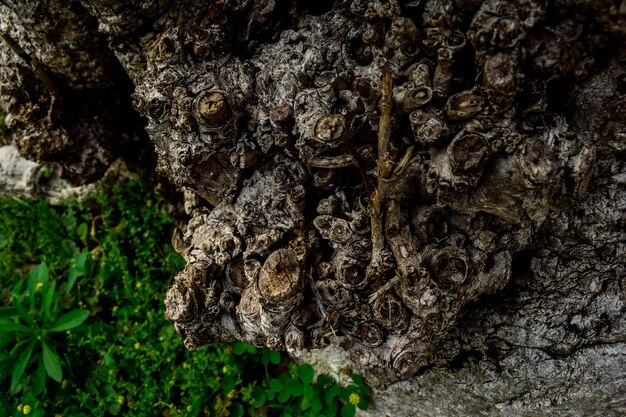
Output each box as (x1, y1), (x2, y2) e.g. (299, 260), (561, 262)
(1, 0), (624, 415)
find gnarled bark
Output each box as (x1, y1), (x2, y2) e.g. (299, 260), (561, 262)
(1, 0), (624, 415)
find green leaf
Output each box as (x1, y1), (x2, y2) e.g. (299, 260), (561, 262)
(77, 222), (88, 242)
(261, 349), (271, 365)
(351, 374), (364, 386)
(302, 383), (315, 400)
(312, 398), (323, 413)
(42, 341), (62, 382)
(339, 386), (355, 401)
(0, 319), (32, 333)
(33, 358), (47, 396)
(28, 263), (49, 304)
(301, 395), (312, 411)
(232, 341), (248, 355)
(325, 385), (340, 405)
(341, 403), (356, 417)
(230, 402), (244, 417)
(75, 249), (91, 273)
(0, 306), (18, 318)
(0, 352), (19, 375)
(298, 363), (314, 384)
(109, 402), (121, 416)
(11, 339), (36, 392)
(316, 374), (333, 387)
(269, 378), (283, 393)
(307, 410), (320, 417)
(284, 378), (303, 396)
(266, 389), (275, 401)
(66, 270), (81, 296)
(0, 331), (14, 350)
(42, 280), (57, 322)
(223, 375), (235, 393)
(357, 397), (369, 410)
(270, 350), (281, 365)
(278, 389), (291, 403)
(252, 386), (266, 407)
(49, 309), (89, 332)
(13, 294), (35, 325)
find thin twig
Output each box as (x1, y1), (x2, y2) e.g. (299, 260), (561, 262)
(368, 275), (401, 304)
(0, 29), (63, 121)
(367, 69), (393, 277)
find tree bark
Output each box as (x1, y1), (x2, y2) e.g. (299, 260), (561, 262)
(1, 1), (624, 415)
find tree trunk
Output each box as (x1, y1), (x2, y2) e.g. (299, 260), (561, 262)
(1, 1), (624, 415)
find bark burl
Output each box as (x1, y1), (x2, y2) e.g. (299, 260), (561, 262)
(1, 1), (624, 415)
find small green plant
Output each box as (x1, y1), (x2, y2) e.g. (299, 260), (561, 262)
(0, 181), (372, 416)
(0, 255), (91, 395)
(225, 342), (371, 417)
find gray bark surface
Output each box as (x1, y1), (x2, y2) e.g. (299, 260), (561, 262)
(1, 1), (624, 415)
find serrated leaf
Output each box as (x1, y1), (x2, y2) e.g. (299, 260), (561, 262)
(11, 339), (36, 392)
(49, 309), (89, 332)
(298, 363), (314, 384)
(42, 341), (62, 382)
(341, 403), (356, 417)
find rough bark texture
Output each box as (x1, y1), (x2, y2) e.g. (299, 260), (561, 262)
(1, 0), (624, 415)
